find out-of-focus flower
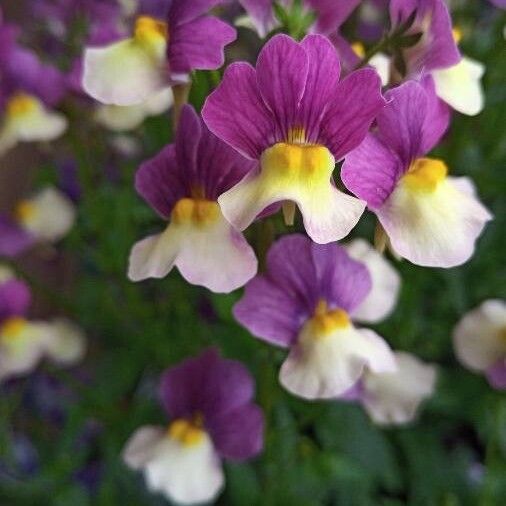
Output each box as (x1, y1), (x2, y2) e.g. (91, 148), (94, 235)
(234, 234), (397, 400)
(83, 0), (236, 106)
(0, 275), (86, 382)
(0, 15), (67, 155)
(237, 0), (360, 37)
(123, 348), (264, 505)
(342, 80), (491, 267)
(128, 105), (257, 292)
(0, 186), (76, 258)
(343, 351), (437, 425)
(203, 34), (385, 244)
(453, 300), (506, 390)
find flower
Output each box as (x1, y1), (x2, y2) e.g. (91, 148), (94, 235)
(128, 104), (257, 292)
(203, 34), (386, 244)
(343, 351), (437, 425)
(83, 0), (236, 106)
(342, 79), (492, 267)
(238, 0), (361, 38)
(453, 300), (506, 390)
(0, 16), (67, 155)
(389, 0), (484, 115)
(234, 234), (397, 400)
(0, 186), (76, 258)
(122, 348), (264, 505)
(0, 273), (85, 382)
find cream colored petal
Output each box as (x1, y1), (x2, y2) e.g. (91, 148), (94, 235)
(43, 319), (86, 365)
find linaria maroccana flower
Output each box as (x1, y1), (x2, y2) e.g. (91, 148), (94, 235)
(342, 79), (492, 268)
(128, 105), (257, 292)
(390, 0), (484, 115)
(234, 234), (397, 400)
(0, 15), (67, 155)
(122, 348), (264, 505)
(0, 273), (85, 382)
(343, 351), (437, 425)
(203, 34), (386, 244)
(83, 0), (236, 106)
(0, 186), (76, 258)
(453, 300), (506, 390)
(238, 0), (360, 38)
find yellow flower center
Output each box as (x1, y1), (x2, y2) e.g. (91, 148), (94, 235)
(402, 158), (448, 193)
(1, 317), (27, 343)
(171, 198), (220, 227)
(351, 42), (366, 59)
(134, 16), (168, 45)
(311, 299), (350, 336)
(6, 93), (38, 118)
(168, 415), (205, 447)
(452, 27), (462, 44)
(14, 200), (36, 225)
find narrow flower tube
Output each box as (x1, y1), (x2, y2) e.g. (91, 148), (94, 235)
(342, 79), (492, 267)
(128, 105), (258, 293)
(203, 34), (386, 243)
(234, 234), (396, 400)
(453, 300), (506, 390)
(122, 348), (264, 505)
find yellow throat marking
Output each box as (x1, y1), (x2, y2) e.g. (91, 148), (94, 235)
(168, 416), (205, 447)
(1, 317), (27, 343)
(311, 300), (350, 336)
(14, 200), (36, 224)
(134, 16), (168, 45)
(171, 198), (220, 227)
(6, 93), (38, 118)
(402, 158), (448, 193)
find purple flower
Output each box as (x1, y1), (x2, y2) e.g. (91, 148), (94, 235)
(122, 348), (264, 505)
(453, 300), (506, 391)
(238, 0), (360, 37)
(234, 234), (396, 400)
(128, 105), (257, 292)
(83, 0), (237, 105)
(203, 34), (386, 244)
(342, 79), (491, 267)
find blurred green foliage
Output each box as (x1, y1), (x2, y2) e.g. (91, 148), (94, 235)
(1, 2), (505, 505)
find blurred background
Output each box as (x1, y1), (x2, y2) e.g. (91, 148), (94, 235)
(0, 1), (505, 505)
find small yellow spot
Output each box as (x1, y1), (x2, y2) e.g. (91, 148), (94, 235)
(6, 93), (38, 118)
(168, 416), (205, 447)
(261, 143), (332, 177)
(311, 299), (350, 336)
(351, 42), (366, 59)
(171, 198), (220, 226)
(452, 27), (462, 44)
(14, 200), (36, 224)
(402, 158), (448, 193)
(134, 16), (168, 45)
(1, 317), (27, 342)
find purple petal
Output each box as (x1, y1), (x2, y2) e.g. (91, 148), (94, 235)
(208, 404), (264, 461)
(296, 35), (341, 144)
(307, 0), (361, 35)
(168, 15), (236, 75)
(256, 34), (309, 142)
(159, 348), (255, 420)
(175, 105), (202, 184)
(310, 242), (372, 313)
(485, 360), (506, 390)
(320, 67), (385, 161)
(202, 62), (274, 159)
(0, 279), (31, 320)
(169, 0), (224, 26)
(341, 134), (403, 209)
(329, 32), (361, 76)
(0, 216), (35, 257)
(238, 0), (278, 37)
(135, 145), (187, 219)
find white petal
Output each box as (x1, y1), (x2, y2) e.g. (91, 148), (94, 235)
(83, 38), (167, 106)
(143, 432), (224, 505)
(0, 265), (15, 283)
(362, 351), (437, 425)
(123, 426), (167, 470)
(346, 238), (401, 323)
(453, 299), (506, 372)
(43, 319), (86, 365)
(279, 322), (396, 400)
(21, 186), (76, 242)
(369, 53), (390, 87)
(129, 212), (257, 293)
(377, 177), (492, 267)
(432, 57), (485, 116)
(143, 87), (173, 115)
